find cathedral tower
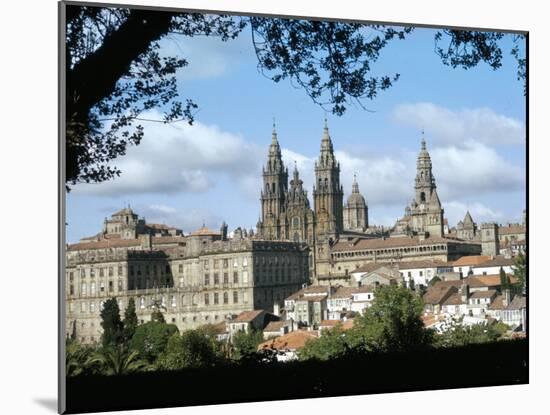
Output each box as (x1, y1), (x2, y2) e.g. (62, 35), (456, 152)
(313, 119), (344, 239)
(410, 135), (444, 237)
(343, 174), (369, 231)
(259, 123), (288, 240)
(283, 163), (315, 244)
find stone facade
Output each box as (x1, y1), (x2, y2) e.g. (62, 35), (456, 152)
(66, 209), (309, 344)
(343, 174), (368, 232)
(390, 137), (445, 238)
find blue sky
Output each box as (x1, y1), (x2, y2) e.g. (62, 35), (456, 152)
(66, 20), (526, 243)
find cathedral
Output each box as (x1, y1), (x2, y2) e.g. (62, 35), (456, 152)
(392, 136), (445, 238)
(256, 120), (369, 246)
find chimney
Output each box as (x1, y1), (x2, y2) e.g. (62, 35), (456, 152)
(273, 303), (280, 317)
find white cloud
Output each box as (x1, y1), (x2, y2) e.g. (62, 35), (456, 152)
(137, 203), (222, 234)
(73, 110), (263, 196)
(444, 201), (505, 227)
(392, 102), (525, 146)
(431, 140), (525, 200)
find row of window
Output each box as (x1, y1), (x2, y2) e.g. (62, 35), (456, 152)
(203, 257), (249, 270)
(204, 291), (239, 305)
(76, 280), (124, 297)
(204, 270), (249, 286)
(70, 265), (125, 280)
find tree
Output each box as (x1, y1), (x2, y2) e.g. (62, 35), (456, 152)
(123, 298), (138, 343)
(129, 320), (178, 363)
(156, 329), (222, 370)
(66, 338), (101, 377)
(100, 297), (124, 347)
(87, 345), (150, 375)
(351, 285), (433, 353)
(299, 325), (349, 361)
(231, 329), (264, 361)
(499, 266), (510, 290)
(512, 251), (527, 294)
(436, 320), (509, 347)
(408, 278), (415, 291)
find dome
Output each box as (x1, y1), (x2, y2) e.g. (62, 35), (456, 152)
(346, 174), (367, 207)
(346, 192), (366, 207)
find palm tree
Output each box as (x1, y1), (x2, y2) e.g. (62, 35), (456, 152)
(87, 345), (150, 375)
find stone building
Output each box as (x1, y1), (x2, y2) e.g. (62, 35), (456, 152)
(389, 137), (445, 239)
(343, 174), (368, 232)
(315, 235), (482, 286)
(456, 211), (477, 241)
(66, 209), (309, 343)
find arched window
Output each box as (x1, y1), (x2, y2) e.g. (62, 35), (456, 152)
(223, 292), (229, 304)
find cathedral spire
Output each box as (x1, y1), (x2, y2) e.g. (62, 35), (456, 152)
(352, 173), (359, 193)
(421, 129), (426, 151)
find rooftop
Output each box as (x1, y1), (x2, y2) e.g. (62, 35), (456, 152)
(452, 255), (493, 267)
(331, 235), (479, 253)
(258, 330), (319, 351)
(232, 309), (265, 323)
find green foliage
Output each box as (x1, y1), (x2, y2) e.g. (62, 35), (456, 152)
(156, 329), (223, 370)
(512, 252), (527, 294)
(100, 297), (124, 347)
(231, 330), (264, 361)
(352, 285), (433, 353)
(129, 321), (178, 363)
(428, 276), (441, 286)
(66, 339), (101, 376)
(436, 320), (509, 347)
(499, 267), (510, 290)
(299, 326), (349, 361)
(151, 308), (166, 323)
(123, 298), (138, 343)
(86, 345), (150, 375)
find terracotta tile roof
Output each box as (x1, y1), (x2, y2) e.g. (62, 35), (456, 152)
(330, 287), (354, 299)
(331, 236), (477, 252)
(468, 275), (518, 288)
(489, 295), (505, 310)
(423, 281), (461, 305)
(473, 256), (515, 268)
(506, 295), (526, 310)
(258, 330), (319, 351)
(499, 225), (526, 235)
(233, 309), (265, 323)
(296, 295), (327, 302)
(397, 260), (452, 270)
(191, 226), (220, 236)
(452, 255), (493, 267)
(151, 236), (186, 245)
(341, 319), (355, 330)
(442, 292), (463, 306)
(470, 289), (497, 299)
(263, 321), (290, 332)
(352, 262), (392, 274)
(351, 285), (375, 293)
(67, 238), (141, 251)
(319, 320), (340, 327)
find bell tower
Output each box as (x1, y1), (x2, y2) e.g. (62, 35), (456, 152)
(259, 122), (288, 240)
(313, 118), (344, 239)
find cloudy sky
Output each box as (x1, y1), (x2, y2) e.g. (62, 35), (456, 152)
(66, 20), (526, 243)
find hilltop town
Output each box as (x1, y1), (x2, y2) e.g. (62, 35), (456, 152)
(65, 123), (527, 358)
